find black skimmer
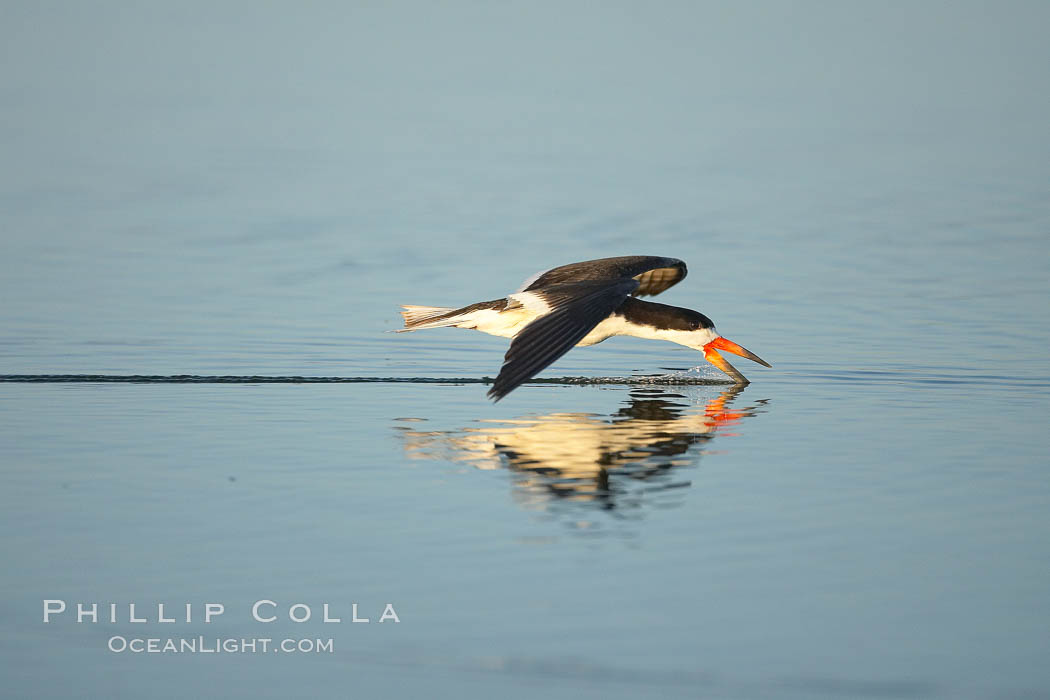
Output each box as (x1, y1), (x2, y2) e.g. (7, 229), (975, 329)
(396, 255), (770, 400)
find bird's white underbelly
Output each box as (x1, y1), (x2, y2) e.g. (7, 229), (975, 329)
(459, 307), (709, 350)
(458, 308), (536, 338)
(460, 308), (630, 346)
(576, 315), (632, 346)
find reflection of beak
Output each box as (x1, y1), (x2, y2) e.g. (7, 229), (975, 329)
(704, 387), (747, 425)
(702, 336), (772, 384)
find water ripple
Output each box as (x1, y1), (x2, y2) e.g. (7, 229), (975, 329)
(0, 374), (734, 385)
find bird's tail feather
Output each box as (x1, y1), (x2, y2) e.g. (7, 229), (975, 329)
(396, 305), (459, 332)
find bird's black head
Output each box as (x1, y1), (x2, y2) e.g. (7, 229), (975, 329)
(618, 298), (715, 331)
(676, 307), (716, 331)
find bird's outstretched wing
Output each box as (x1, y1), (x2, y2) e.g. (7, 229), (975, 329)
(519, 255), (687, 298)
(487, 279), (638, 401)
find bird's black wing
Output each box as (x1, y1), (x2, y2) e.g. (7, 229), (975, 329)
(520, 255), (687, 298)
(487, 279), (638, 401)
(631, 260), (688, 297)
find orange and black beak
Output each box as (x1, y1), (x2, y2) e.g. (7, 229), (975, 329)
(702, 336), (772, 384)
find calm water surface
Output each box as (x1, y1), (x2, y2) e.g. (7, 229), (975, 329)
(2, 3), (1049, 699)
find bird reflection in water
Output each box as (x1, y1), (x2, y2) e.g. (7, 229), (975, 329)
(395, 387), (768, 529)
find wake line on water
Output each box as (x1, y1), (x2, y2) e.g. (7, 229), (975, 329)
(0, 374), (733, 385)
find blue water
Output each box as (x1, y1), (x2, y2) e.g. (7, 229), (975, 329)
(2, 3), (1049, 698)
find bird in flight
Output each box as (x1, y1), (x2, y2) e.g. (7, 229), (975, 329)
(396, 255), (770, 400)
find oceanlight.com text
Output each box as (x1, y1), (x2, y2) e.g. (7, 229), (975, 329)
(107, 636), (334, 654)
